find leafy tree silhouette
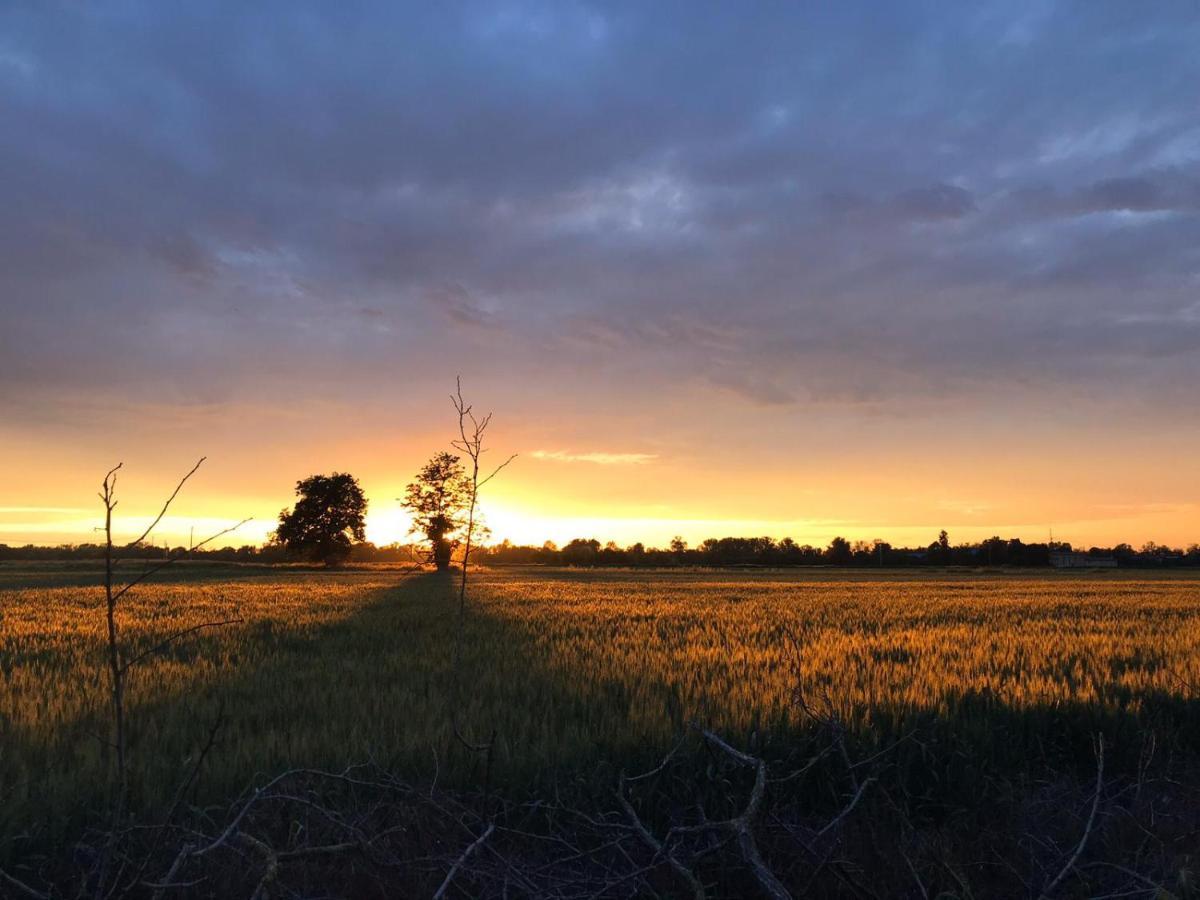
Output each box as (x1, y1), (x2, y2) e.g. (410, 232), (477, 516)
(936, 529), (951, 564)
(403, 452), (470, 571)
(826, 536), (852, 565)
(561, 538), (601, 566)
(273, 473), (367, 567)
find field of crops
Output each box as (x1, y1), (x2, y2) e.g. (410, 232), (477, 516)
(3, 563), (1200, 851)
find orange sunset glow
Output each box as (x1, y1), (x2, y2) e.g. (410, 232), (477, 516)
(2, 399), (1197, 552)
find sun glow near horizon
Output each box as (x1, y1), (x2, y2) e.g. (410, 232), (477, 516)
(2, 468), (1200, 553)
(2, 423), (1200, 554)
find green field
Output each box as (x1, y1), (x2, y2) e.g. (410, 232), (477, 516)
(4, 562), (1200, 855)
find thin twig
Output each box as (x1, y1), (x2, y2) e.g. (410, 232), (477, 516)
(120, 620), (244, 674)
(616, 776), (706, 900)
(0, 868), (49, 900)
(148, 844), (194, 900)
(127, 458), (206, 548)
(815, 777), (875, 839)
(1039, 734), (1105, 899)
(432, 822), (495, 900)
(112, 519), (252, 603)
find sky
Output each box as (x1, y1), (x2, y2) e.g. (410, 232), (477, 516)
(2, 1), (1199, 551)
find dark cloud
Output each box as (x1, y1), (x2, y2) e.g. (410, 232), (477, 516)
(1, 0), (1199, 423)
(891, 185), (976, 221)
(1082, 177), (1165, 213)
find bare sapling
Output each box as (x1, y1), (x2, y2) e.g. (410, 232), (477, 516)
(450, 377), (516, 621)
(94, 458), (248, 898)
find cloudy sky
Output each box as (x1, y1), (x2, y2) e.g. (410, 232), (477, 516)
(2, 1), (1199, 549)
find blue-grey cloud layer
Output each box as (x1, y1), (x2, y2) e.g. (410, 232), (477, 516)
(2, 1), (1198, 415)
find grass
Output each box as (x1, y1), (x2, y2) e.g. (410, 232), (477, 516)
(3, 562), (1200, 856)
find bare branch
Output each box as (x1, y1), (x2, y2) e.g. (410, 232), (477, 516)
(276, 842), (359, 861)
(453, 720), (494, 754)
(476, 453), (517, 490)
(1038, 734), (1105, 900)
(191, 771), (296, 858)
(696, 727), (759, 768)
(617, 777), (706, 900)
(120, 619), (244, 675)
(103, 463), (124, 492)
(124, 708), (224, 898)
(815, 777), (875, 839)
(0, 868), (49, 900)
(432, 822), (495, 900)
(112, 518), (252, 603)
(144, 876), (205, 893)
(240, 832), (278, 900)
(148, 845), (195, 900)
(127, 458), (206, 547)
(731, 759), (793, 900)
(623, 734), (688, 784)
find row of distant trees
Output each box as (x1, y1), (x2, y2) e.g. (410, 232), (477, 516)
(479, 534), (1200, 568)
(8, 533), (1200, 568)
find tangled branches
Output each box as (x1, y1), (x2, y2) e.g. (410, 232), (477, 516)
(5, 715), (1182, 899)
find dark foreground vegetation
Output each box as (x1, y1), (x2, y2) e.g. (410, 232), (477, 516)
(3, 564), (1200, 898)
(13, 714), (1198, 899)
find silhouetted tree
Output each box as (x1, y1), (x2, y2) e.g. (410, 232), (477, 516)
(826, 536), (852, 565)
(274, 472), (367, 567)
(402, 452), (469, 571)
(851, 539), (874, 565)
(777, 537), (798, 563)
(562, 538), (601, 566)
(932, 529), (951, 565)
(981, 535), (1006, 566)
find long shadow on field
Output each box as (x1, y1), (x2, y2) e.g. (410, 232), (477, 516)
(9, 570), (679, 845)
(5, 573), (460, 843)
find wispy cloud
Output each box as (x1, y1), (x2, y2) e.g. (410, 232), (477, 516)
(426, 283), (498, 329)
(935, 499), (994, 517)
(532, 450), (657, 465)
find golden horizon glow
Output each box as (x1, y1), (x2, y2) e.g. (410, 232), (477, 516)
(1, 491), (1197, 553)
(2, 404), (1199, 553)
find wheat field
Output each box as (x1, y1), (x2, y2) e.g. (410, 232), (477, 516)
(3, 563), (1200, 850)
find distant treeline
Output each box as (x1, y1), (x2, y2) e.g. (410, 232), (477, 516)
(5, 534), (1200, 568)
(479, 535), (1200, 568)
